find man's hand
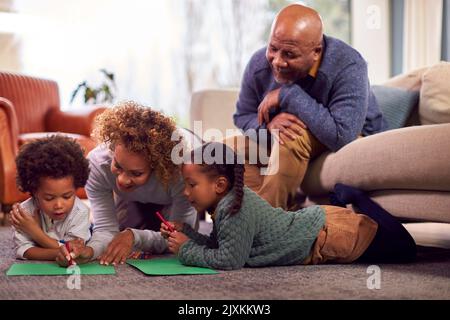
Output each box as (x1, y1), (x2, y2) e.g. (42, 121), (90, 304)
(160, 221), (184, 239)
(56, 238), (93, 266)
(267, 112), (307, 145)
(98, 229), (134, 266)
(167, 231), (189, 255)
(9, 204), (41, 238)
(258, 88), (281, 125)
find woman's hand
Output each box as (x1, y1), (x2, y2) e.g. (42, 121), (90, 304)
(10, 204), (41, 237)
(56, 238), (93, 267)
(98, 229), (134, 266)
(167, 231), (189, 255)
(160, 221), (184, 239)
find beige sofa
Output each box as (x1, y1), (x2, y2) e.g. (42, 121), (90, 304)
(190, 63), (450, 224)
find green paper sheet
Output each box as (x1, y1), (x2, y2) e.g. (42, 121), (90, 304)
(127, 257), (218, 275)
(6, 262), (115, 276)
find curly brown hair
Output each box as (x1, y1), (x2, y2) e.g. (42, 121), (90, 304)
(92, 101), (181, 187)
(16, 135), (90, 195)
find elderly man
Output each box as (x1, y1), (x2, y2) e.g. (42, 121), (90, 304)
(233, 4), (387, 209)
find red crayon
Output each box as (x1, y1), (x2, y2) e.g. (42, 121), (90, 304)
(155, 211), (175, 232)
(64, 242), (75, 266)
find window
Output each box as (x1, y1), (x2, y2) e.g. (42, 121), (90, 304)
(2, 0), (350, 125)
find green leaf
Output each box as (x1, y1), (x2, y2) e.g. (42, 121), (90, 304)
(71, 70), (116, 105)
(70, 81), (87, 104)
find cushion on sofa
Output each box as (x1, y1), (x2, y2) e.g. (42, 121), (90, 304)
(301, 123), (450, 195)
(368, 190), (450, 223)
(301, 190), (450, 223)
(382, 66), (429, 91)
(372, 85), (419, 130)
(419, 61), (450, 125)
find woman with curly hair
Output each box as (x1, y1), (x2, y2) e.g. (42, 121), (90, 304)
(57, 101), (197, 266)
(11, 135), (91, 261)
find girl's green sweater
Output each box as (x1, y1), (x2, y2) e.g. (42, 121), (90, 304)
(179, 186), (325, 270)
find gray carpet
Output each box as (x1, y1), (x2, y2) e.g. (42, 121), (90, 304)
(1, 224), (449, 300)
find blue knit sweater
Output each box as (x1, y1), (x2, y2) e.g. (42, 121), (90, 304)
(178, 187), (325, 270)
(233, 35), (388, 152)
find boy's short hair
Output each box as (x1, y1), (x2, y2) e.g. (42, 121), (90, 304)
(16, 135), (90, 194)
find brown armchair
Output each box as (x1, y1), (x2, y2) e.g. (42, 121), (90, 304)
(0, 71), (106, 207)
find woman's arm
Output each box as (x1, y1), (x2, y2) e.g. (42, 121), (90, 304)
(131, 178), (199, 254)
(84, 156), (121, 260)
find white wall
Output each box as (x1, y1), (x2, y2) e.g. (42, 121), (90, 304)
(0, 33), (21, 72)
(0, 2), (22, 72)
(351, 0), (390, 84)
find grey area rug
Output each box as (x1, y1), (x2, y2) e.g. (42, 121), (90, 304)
(0, 225), (449, 300)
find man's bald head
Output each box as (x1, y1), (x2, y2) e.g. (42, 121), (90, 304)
(266, 4), (324, 84)
(271, 4), (323, 48)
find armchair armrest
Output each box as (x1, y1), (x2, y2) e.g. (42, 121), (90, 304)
(45, 106), (107, 137)
(0, 97), (19, 154)
(0, 98), (28, 204)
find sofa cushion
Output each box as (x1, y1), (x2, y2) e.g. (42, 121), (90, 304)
(419, 61), (450, 124)
(301, 123), (450, 195)
(382, 66), (429, 91)
(372, 85), (419, 130)
(300, 191), (450, 223)
(367, 190), (450, 223)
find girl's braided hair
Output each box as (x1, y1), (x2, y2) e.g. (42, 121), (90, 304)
(189, 142), (245, 215)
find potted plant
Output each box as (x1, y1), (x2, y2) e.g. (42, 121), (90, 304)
(70, 69), (117, 105)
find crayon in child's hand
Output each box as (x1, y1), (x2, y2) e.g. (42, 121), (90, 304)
(155, 211), (175, 232)
(60, 240), (76, 266)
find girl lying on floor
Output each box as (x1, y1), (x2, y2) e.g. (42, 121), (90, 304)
(160, 142), (416, 270)
(11, 135), (91, 261)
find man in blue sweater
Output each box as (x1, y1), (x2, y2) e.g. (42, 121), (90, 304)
(233, 4), (387, 209)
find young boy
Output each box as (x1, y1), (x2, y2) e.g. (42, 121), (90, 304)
(11, 135), (91, 261)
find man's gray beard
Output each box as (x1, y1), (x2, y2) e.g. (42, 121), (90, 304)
(274, 75), (294, 85)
